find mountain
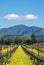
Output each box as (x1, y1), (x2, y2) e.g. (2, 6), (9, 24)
(0, 25), (44, 37)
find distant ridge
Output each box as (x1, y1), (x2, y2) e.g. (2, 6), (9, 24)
(0, 25), (44, 37)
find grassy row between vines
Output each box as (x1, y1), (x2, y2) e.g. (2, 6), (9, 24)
(0, 44), (44, 65)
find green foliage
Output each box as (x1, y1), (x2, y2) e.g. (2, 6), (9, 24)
(31, 34), (37, 43)
(25, 40), (32, 45)
(0, 38), (5, 44)
(5, 39), (11, 45)
(14, 38), (22, 44)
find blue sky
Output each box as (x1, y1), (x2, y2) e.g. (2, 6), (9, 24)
(0, 0), (44, 28)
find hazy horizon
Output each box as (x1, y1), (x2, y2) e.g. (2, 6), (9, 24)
(0, 24), (44, 29)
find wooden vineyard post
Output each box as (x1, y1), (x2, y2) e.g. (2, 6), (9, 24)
(0, 44), (2, 55)
(0, 45), (4, 65)
(10, 45), (12, 57)
(5, 45), (9, 64)
(37, 44), (39, 58)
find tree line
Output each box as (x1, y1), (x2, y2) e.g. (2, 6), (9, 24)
(0, 34), (44, 45)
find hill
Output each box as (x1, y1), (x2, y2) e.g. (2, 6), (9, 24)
(0, 25), (44, 37)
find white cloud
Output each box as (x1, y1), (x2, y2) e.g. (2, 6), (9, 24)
(4, 14), (21, 20)
(24, 14), (38, 20)
(3, 14), (38, 20)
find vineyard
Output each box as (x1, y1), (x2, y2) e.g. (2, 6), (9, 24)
(0, 44), (44, 65)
